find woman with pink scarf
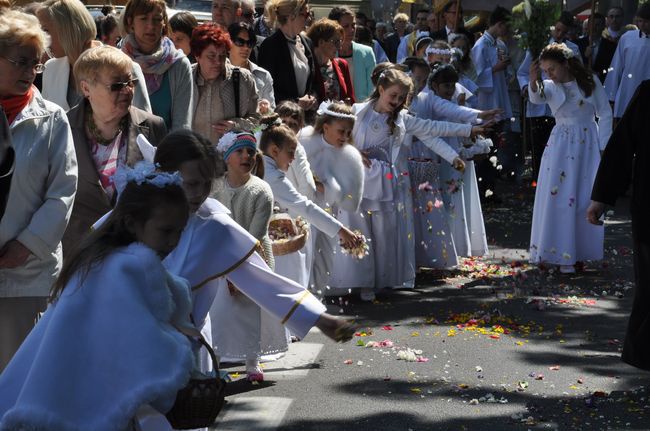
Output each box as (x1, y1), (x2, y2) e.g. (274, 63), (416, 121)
(121, 0), (194, 130)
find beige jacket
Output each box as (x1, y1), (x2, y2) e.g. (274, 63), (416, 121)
(0, 90), (77, 297)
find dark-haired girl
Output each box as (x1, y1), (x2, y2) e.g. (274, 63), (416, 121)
(152, 130), (356, 383)
(528, 43), (612, 273)
(0, 167), (196, 430)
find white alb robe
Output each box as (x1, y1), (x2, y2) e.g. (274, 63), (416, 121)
(603, 30), (650, 117)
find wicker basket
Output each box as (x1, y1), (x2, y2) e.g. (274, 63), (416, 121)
(269, 214), (307, 256)
(165, 336), (226, 429)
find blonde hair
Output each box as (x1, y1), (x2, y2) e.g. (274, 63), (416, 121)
(37, 0), (96, 62)
(393, 12), (409, 24)
(313, 102), (354, 134)
(74, 45), (133, 91)
(368, 68), (413, 135)
(0, 9), (48, 56)
(266, 0), (306, 28)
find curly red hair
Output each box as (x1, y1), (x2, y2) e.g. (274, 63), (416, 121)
(190, 23), (232, 57)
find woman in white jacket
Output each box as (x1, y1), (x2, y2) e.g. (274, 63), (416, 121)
(0, 10), (77, 371)
(328, 68), (486, 301)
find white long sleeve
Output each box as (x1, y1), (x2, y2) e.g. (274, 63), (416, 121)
(403, 114), (470, 163)
(227, 251), (326, 338)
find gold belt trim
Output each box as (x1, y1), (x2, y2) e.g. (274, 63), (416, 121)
(192, 241), (260, 291)
(281, 290), (311, 324)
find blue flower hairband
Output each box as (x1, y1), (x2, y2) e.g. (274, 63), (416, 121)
(112, 161), (183, 196)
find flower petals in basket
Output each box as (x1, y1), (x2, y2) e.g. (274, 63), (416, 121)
(269, 214), (309, 256)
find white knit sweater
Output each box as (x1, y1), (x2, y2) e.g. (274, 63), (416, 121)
(211, 175), (275, 269)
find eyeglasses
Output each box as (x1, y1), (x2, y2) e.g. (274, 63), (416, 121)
(99, 78), (139, 92)
(328, 38), (341, 47)
(1, 57), (44, 74)
(240, 11), (254, 19)
(232, 37), (256, 48)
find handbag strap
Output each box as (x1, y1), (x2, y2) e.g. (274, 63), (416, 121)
(232, 67), (241, 118)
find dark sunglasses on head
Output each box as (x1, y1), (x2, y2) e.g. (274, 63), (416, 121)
(233, 37), (256, 48)
(241, 11), (254, 18)
(107, 78), (139, 92)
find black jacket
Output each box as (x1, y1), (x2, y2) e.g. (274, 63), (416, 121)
(430, 27), (475, 46)
(591, 80), (650, 241)
(257, 29), (315, 104)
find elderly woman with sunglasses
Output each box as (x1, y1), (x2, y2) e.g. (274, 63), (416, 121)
(35, 0), (151, 113)
(228, 22), (276, 111)
(191, 23), (259, 143)
(0, 10), (77, 371)
(62, 46), (167, 254)
(307, 18), (355, 104)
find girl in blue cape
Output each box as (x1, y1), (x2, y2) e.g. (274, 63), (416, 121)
(0, 165), (196, 430)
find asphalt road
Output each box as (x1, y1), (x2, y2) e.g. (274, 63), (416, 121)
(213, 180), (649, 431)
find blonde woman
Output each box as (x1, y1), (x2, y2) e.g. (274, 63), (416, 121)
(36, 0), (151, 112)
(0, 10), (77, 371)
(257, 0), (316, 110)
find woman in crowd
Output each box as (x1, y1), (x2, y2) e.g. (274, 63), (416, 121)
(121, 0), (193, 130)
(36, 0), (150, 112)
(191, 23), (259, 143)
(328, 6), (376, 102)
(169, 11), (198, 61)
(307, 18), (355, 105)
(96, 14), (121, 47)
(0, 10), (77, 371)
(62, 45), (167, 253)
(258, 0), (316, 111)
(228, 22), (276, 111)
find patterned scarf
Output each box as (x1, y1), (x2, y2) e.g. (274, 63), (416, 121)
(121, 34), (185, 94)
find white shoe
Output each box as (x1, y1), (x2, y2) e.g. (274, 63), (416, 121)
(559, 265), (576, 274)
(360, 289), (376, 302)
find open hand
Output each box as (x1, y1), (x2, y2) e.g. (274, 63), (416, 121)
(478, 108), (503, 122)
(470, 124), (491, 139)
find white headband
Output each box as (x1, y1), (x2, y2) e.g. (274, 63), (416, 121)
(316, 101), (356, 120)
(426, 47), (453, 57)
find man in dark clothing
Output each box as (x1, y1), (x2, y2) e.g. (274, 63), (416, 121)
(588, 80), (650, 371)
(578, 12), (617, 83)
(430, 0), (475, 46)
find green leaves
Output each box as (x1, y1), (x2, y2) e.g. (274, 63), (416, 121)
(512, 0), (562, 58)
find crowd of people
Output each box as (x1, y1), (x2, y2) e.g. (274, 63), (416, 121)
(0, 0), (649, 428)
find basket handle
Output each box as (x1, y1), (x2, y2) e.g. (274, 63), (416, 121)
(174, 322), (221, 375)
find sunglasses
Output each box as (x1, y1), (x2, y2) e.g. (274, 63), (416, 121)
(101, 78), (139, 92)
(232, 37), (255, 48)
(240, 11), (254, 19)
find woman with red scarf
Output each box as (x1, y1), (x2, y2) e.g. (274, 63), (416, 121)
(0, 10), (77, 371)
(307, 18), (355, 105)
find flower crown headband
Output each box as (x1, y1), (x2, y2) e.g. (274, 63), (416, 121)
(425, 47), (453, 57)
(112, 161), (182, 196)
(316, 101), (356, 120)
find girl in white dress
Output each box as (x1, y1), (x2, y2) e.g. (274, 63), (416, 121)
(275, 101), (318, 290)
(210, 131), (285, 381)
(299, 102), (365, 293)
(258, 115), (362, 292)
(423, 63), (489, 259)
(528, 43), (612, 273)
(0, 167), (196, 431)
(329, 68), (486, 301)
